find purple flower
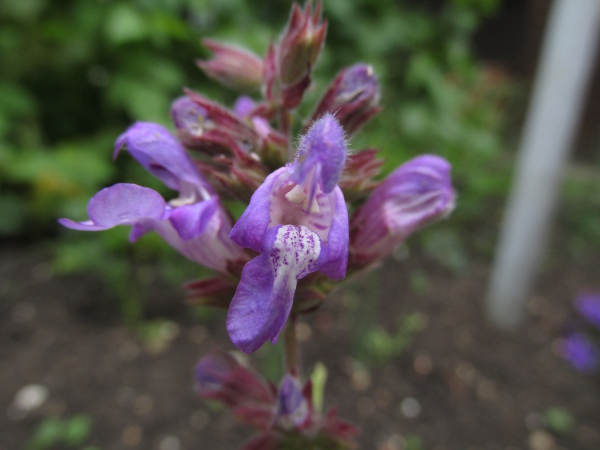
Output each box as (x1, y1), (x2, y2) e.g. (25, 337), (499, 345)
(226, 114), (349, 353)
(350, 154), (455, 267)
(575, 293), (600, 329)
(59, 122), (245, 274)
(560, 333), (599, 373)
(275, 375), (310, 430)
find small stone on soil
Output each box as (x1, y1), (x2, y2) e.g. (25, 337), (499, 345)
(158, 435), (181, 450)
(413, 353), (433, 376)
(399, 397), (421, 419)
(528, 430), (556, 450)
(121, 424), (143, 447)
(8, 384), (49, 419)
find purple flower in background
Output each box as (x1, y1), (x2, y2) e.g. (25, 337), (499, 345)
(226, 114), (349, 353)
(350, 154), (455, 267)
(59, 122), (245, 274)
(275, 375), (310, 430)
(560, 333), (600, 373)
(575, 293), (600, 329)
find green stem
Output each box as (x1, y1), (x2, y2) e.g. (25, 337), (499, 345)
(284, 313), (299, 376)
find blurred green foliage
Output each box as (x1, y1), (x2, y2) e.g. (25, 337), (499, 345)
(25, 414), (94, 450)
(1, 0), (513, 320)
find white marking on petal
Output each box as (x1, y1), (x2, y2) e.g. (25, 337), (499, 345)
(285, 184), (307, 204)
(270, 226), (321, 290)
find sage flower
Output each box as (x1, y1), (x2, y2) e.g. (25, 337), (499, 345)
(59, 122), (245, 274)
(226, 114), (348, 353)
(350, 154), (455, 266)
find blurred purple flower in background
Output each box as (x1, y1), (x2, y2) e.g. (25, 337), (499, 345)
(575, 292), (600, 329)
(560, 333), (599, 373)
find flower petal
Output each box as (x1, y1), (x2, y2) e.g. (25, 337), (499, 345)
(230, 168), (286, 252)
(59, 183), (166, 231)
(114, 121), (211, 195)
(227, 225), (321, 353)
(167, 196), (219, 241)
(317, 186), (348, 280)
(292, 114), (346, 194)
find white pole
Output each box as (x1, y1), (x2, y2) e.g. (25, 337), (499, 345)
(486, 0), (600, 328)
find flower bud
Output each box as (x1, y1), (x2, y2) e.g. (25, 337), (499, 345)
(196, 349), (275, 408)
(197, 39), (263, 91)
(279, 1), (327, 85)
(171, 92), (259, 156)
(311, 63), (381, 134)
(266, 1), (327, 109)
(350, 155), (455, 267)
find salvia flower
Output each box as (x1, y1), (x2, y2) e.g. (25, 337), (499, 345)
(575, 293), (600, 329)
(560, 333), (600, 373)
(226, 114), (349, 353)
(59, 122), (245, 274)
(197, 39), (264, 92)
(311, 63), (381, 135)
(350, 154), (455, 267)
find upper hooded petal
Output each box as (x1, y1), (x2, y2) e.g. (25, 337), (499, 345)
(292, 114), (346, 194)
(227, 225), (321, 353)
(114, 121), (212, 195)
(59, 183), (166, 231)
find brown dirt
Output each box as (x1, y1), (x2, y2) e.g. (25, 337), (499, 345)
(1, 237), (599, 450)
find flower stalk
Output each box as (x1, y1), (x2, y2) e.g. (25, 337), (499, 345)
(284, 314), (299, 376)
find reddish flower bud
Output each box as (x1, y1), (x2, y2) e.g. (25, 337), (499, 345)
(311, 63), (381, 134)
(196, 349), (275, 410)
(197, 39), (263, 91)
(266, 1), (327, 109)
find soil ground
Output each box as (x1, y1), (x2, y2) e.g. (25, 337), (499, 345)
(1, 233), (599, 450)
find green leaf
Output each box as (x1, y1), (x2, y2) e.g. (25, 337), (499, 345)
(27, 418), (64, 450)
(63, 414), (92, 445)
(310, 362), (328, 414)
(105, 4), (149, 45)
(544, 407), (576, 436)
(0, 194), (27, 235)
